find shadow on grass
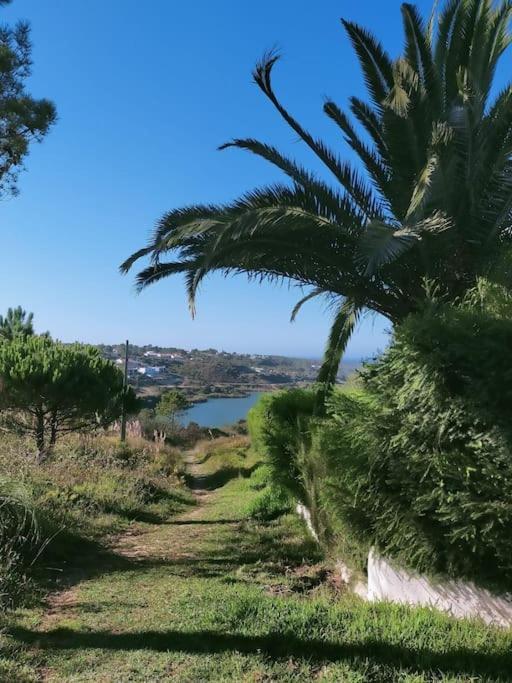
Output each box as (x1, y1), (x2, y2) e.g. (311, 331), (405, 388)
(168, 519), (239, 526)
(26, 537), (134, 607)
(108, 509), (168, 524)
(11, 626), (512, 678)
(34, 517), (322, 590)
(185, 463), (260, 491)
(30, 500), (320, 599)
(228, 518), (323, 567)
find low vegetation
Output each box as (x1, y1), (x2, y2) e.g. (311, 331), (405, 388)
(2, 441), (512, 682)
(0, 432), (192, 611)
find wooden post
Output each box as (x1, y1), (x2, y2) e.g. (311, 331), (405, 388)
(120, 339), (129, 442)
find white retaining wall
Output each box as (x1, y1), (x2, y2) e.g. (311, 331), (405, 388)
(296, 503), (367, 598)
(367, 548), (512, 627)
(296, 503), (512, 627)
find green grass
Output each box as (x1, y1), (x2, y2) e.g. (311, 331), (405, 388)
(0, 433), (193, 539)
(2, 440), (512, 681)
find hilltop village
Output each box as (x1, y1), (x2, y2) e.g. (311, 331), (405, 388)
(97, 344), (358, 403)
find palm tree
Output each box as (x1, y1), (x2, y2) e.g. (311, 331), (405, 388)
(122, 0), (512, 387)
(0, 307), (34, 342)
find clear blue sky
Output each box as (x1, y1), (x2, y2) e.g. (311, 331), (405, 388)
(0, 0), (434, 359)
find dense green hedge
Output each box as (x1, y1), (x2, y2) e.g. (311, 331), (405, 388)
(247, 389), (317, 502)
(247, 389), (333, 537)
(249, 284), (512, 588)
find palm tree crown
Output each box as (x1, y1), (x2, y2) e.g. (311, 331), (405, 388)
(122, 0), (512, 385)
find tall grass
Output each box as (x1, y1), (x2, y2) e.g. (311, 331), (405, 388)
(0, 432), (192, 606)
(0, 478), (38, 607)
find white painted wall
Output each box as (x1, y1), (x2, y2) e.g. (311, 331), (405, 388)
(296, 503), (367, 598)
(367, 549), (512, 627)
(296, 503), (512, 627)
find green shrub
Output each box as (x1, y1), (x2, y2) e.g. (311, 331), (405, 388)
(245, 464), (292, 521)
(138, 408), (174, 440)
(248, 463), (273, 491)
(251, 285), (512, 587)
(247, 390), (337, 543)
(320, 287), (512, 586)
(245, 484), (292, 521)
(247, 389), (316, 501)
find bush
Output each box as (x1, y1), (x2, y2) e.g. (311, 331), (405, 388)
(248, 463), (274, 491)
(138, 409), (220, 448)
(247, 389), (317, 501)
(245, 464), (292, 521)
(250, 284), (512, 588)
(245, 484), (292, 521)
(248, 389), (336, 541)
(320, 286), (512, 586)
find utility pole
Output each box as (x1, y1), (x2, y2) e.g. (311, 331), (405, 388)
(120, 339), (129, 443)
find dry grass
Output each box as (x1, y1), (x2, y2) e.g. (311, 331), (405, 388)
(0, 431), (193, 605)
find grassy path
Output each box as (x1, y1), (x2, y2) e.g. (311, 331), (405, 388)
(5, 449), (512, 682)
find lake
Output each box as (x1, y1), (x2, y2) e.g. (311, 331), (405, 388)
(178, 392), (264, 428)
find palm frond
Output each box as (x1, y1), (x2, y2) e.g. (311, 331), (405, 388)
(290, 288), (325, 322)
(435, 0), (463, 105)
(317, 299), (362, 392)
(349, 97), (388, 160)
(323, 100), (390, 197)
(253, 52), (382, 220)
(133, 261), (193, 292)
(219, 138), (362, 226)
(358, 212), (451, 275)
(341, 20), (394, 108)
(406, 153), (440, 219)
(402, 3), (441, 110)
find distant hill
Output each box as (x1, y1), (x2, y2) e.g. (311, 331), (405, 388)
(95, 343), (360, 402)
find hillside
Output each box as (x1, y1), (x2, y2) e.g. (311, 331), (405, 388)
(96, 344), (361, 403)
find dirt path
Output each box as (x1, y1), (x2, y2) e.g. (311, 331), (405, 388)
(110, 457), (219, 565)
(23, 451), (284, 681)
(36, 455), (212, 634)
(7, 451), (512, 681)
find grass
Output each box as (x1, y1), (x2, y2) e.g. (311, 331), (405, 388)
(0, 431), (194, 617)
(185, 435), (261, 493)
(1, 438), (512, 681)
(0, 432), (193, 537)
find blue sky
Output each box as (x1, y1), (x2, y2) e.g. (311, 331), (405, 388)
(0, 0), (435, 359)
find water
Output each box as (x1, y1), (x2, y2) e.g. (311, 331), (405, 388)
(178, 391), (263, 428)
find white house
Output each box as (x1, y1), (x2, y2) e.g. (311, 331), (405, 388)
(137, 366), (163, 378)
(115, 359), (143, 372)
